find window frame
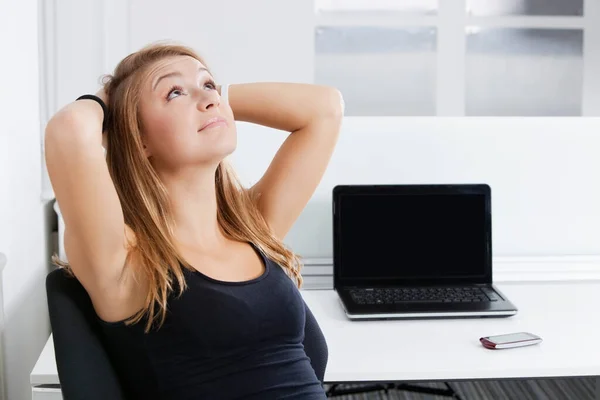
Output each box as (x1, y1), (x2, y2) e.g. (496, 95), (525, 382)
(315, 0), (600, 116)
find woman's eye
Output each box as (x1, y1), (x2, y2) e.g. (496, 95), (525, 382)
(165, 81), (215, 101)
(166, 86), (185, 101)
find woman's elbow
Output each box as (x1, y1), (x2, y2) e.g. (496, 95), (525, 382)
(322, 87), (345, 121)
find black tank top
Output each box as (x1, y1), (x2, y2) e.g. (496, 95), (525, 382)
(98, 244), (328, 399)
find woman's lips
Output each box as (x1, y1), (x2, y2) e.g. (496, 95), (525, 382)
(198, 117), (227, 132)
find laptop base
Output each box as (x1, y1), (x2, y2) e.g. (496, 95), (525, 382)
(337, 285), (518, 320)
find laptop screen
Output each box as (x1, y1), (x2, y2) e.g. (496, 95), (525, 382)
(334, 185), (491, 285)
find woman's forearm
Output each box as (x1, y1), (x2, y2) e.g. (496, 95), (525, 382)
(226, 82), (343, 132)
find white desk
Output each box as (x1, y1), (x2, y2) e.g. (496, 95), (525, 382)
(31, 281), (600, 398)
(302, 282), (600, 383)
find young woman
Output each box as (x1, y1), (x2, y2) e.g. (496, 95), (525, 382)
(45, 42), (343, 399)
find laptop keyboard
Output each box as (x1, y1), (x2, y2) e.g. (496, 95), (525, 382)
(349, 287), (500, 305)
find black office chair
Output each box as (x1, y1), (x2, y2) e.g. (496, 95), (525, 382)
(46, 268), (126, 400)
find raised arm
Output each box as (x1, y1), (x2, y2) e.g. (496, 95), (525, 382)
(45, 91), (130, 295)
(229, 83), (343, 239)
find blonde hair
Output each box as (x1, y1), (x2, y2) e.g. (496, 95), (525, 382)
(52, 42), (303, 332)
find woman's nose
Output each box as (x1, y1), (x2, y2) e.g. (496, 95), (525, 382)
(196, 89), (220, 111)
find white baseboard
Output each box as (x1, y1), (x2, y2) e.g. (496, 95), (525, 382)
(300, 255), (600, 290)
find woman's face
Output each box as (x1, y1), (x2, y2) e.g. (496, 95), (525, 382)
(138, 55), (236, 171)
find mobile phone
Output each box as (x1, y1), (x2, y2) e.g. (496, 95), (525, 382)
(480, 332), (542, 349)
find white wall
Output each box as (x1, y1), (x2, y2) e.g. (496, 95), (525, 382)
(45, 0), (315, 114)
(46, 1), (600, 262)
(130, 0), (315, 84)
(0, 0), (52, 399)
(231, 117), (600, 258)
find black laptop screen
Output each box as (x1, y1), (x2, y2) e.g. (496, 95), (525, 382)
(335, 190), (491, 284)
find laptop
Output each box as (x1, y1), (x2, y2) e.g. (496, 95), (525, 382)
(333, 184), (518, 320)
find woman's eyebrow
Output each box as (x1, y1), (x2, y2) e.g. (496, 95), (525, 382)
(152, 67), (210, 91)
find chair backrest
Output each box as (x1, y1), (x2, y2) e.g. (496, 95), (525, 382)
(46, 268), (126, 400)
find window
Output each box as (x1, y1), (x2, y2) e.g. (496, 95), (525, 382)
(314, 0), (592, 116)
(466, 0), (583, 17)
(466, 28), (583, 116)
(315, 26), (437, 116)
(315, 0), (438, 14)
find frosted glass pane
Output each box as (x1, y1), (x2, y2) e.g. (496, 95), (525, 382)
(317, 0), (437, 15)
(466, 28), (583, 116)
(315, 27), (437, 116)
(467, 0), (583, 17)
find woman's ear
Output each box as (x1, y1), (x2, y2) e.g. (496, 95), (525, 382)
(143, 143), (151, 158)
